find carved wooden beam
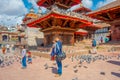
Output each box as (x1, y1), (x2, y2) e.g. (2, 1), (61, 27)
(51, 0), (55, 4)
(56, 19), (63, 26)
(107, 12), (113, 20)
(36, 23), (41, 28)
(55, 0), (60, 2)
(51, 18), (57, 26)
(45, 20), (51, 27)
(78, 23), (86, 28)
(68, 1), (72, 6)
(48, 0), (52, 5)
(63, 20), (69, 26)
(40, 22), (46, 28)
(60, 0), (63, 3)
(70, 21), (76, 28)
(46, 0), (50, 6)
(65, 0), (69, 5)
(98, 15), (109, 20)
(109, 19), (120, 24)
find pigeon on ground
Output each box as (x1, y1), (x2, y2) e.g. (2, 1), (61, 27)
(73, 65), (77, 69)
(64, 64), (69, 68)
(72, 77), (78, 80)
(74, 69), (78, 73)
(6, 62), (10, 66)
(52, 63), (56, 65)
(100, 72), (105, 75)
(83, 66), (88, 68)
(0, 63), (5, 68)
(44, 63), (49, 69)
(78, 65), (82, 68)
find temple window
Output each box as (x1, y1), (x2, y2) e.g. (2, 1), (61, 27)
(2, 35), (8, 41)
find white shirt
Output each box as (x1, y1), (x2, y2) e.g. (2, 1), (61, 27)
(21, 49), (26, 57)
(6, 44), (10, 48)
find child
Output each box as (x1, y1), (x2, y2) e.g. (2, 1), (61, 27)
(27, 50), (32, 64)
(2, 45), (6, 54)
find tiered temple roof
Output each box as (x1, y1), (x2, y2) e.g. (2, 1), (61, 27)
(24, 0), (103, 45)
(88, 0), (120, 22)
(73, 3), (91, 13)
(23, 8), (39, 23)
(26, 5), (100, 30)
(87, 0), (120, 41)
(37, 0), (81, 9)
(0, 25), (8, 31)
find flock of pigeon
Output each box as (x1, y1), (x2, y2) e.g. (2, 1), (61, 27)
(71, 54), (120, 63)
(43, 53), (120, 70)
(43, 53), (120, 80)
(0, 52), (120, 80)
(0, 55), (21, 68)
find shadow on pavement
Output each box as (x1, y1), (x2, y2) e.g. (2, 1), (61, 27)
(111, 72), (120, 78)
(107, 60), (120, 66)
(49, 67), (57, 74)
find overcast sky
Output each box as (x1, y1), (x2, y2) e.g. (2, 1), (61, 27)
(0, 0), (116, 27)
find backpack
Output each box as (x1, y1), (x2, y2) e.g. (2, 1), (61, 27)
(56, 43), (66, 61)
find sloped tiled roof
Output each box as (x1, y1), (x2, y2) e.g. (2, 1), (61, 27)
(88, 0), (120, 14)
(95, 22), (110, 28)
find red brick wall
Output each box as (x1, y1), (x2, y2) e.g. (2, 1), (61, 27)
(111, 25), (120, 41)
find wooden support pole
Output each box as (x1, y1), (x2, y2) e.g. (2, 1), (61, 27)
(107, 12), (113, 20)
(63, 20), (69, 26)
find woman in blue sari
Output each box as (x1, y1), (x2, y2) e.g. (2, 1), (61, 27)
(21, 45), (27, 69)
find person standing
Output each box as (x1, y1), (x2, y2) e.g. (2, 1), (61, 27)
(100, 37), (103, 43)
(6, 44), (10, 53)
(2, 45), (6, 54)
(50, 40), (56, 61)
(50, 38), (63, 77)
(27, 50), (32, 64)
(92, 39), (97, 54)
(21, 45), (27, 69)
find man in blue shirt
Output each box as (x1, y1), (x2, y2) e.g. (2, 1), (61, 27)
(92, 39), (97, 54)
(92, 39), (96, 47)
(50, 37), (63, 77)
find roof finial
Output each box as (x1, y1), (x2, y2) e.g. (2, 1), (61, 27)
(30, 7), (34, 13)
(37, 7), (42, 16)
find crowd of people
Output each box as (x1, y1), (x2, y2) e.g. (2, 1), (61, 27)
(1, 44), (13, 54)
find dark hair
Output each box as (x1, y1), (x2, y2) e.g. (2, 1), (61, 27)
(23, 45), (26, 48)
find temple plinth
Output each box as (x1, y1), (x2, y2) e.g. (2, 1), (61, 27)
(42, 26), (75, 46)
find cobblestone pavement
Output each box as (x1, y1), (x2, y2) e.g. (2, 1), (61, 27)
(0, 49), (120, 80)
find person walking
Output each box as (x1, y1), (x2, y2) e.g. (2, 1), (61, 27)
(21, 45), (27, 69)
(50, 38), (63, 77)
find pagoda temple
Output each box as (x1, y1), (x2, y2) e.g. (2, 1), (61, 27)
(88, 0), (120, 41)
(24, 0), (101, 46)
